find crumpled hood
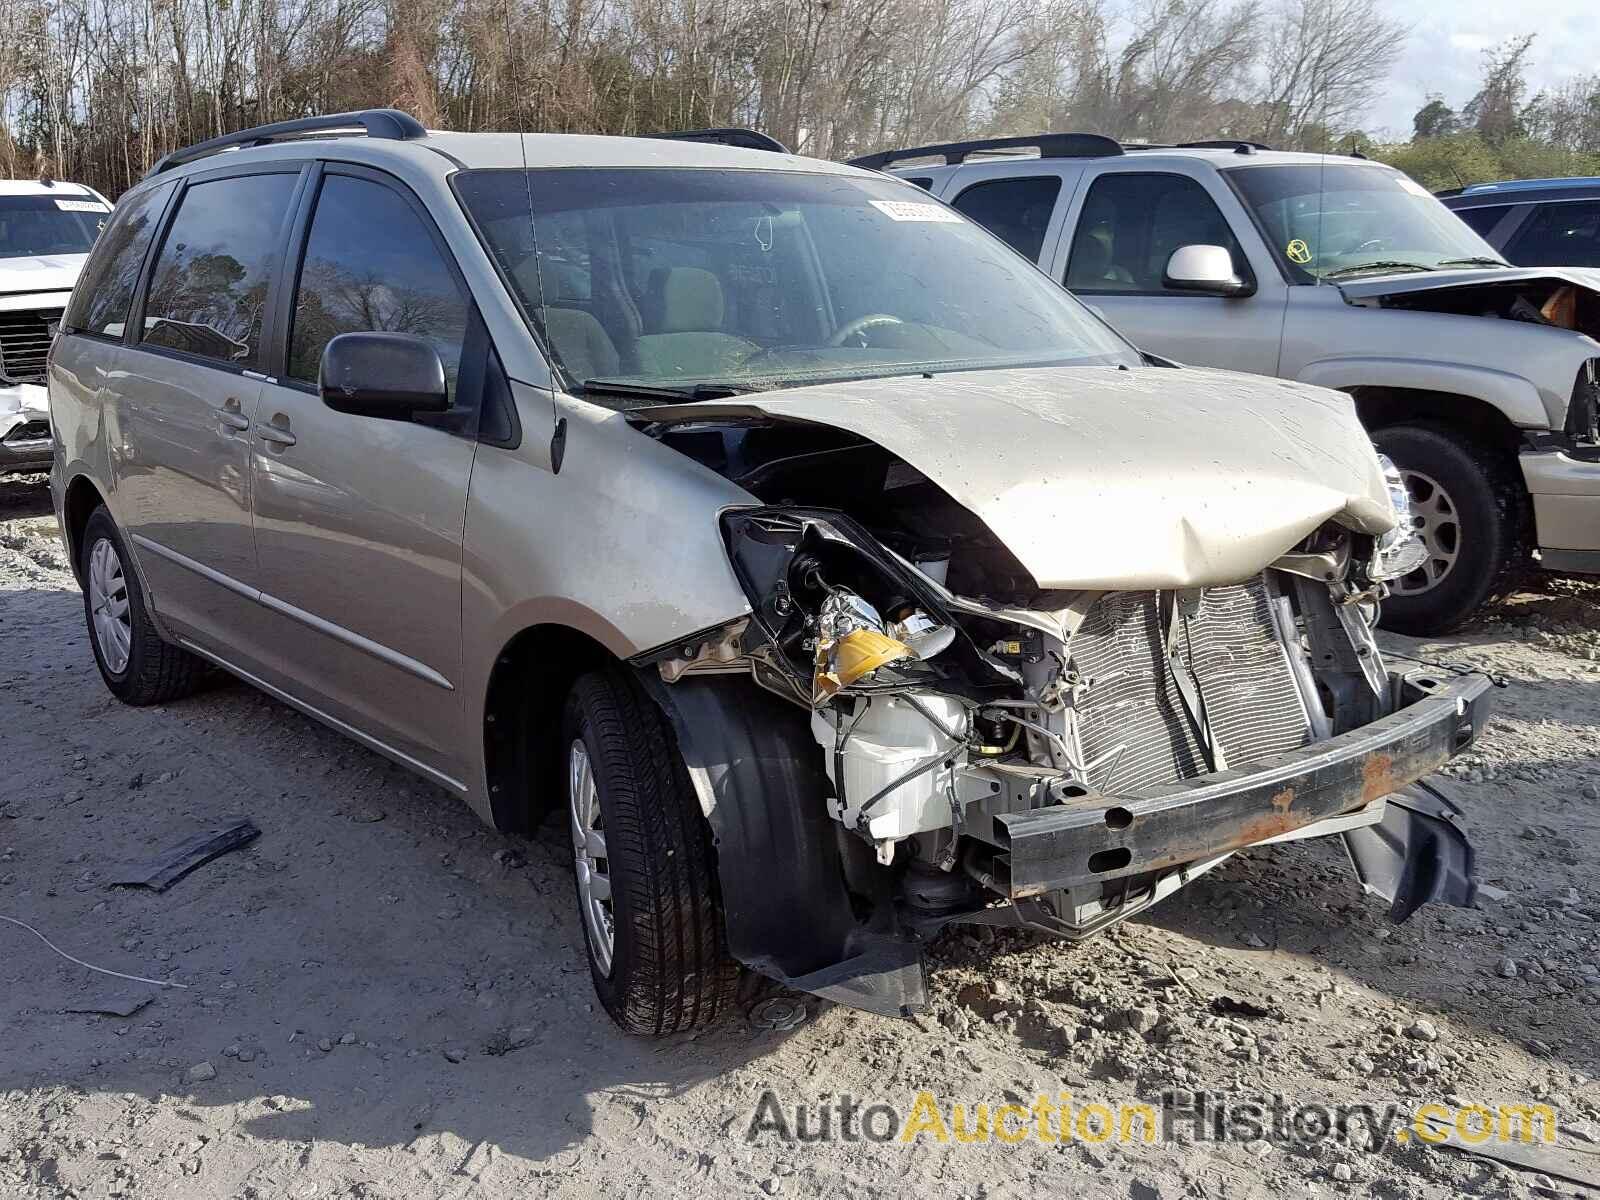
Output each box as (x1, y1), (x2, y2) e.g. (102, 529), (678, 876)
(639, 365), (1395, 590)
(1335, 264), (1600, 304)
(0, 253), (87, 296)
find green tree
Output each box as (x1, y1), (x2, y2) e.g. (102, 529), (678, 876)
(1464, 35), (1536, 145)
(1412, 96), (1458, 140)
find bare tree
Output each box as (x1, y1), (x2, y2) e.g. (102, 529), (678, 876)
(0, 0), (1413, 197)
(1255, 0), (1404, 147)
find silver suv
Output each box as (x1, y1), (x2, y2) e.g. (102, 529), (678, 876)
(865, 135), (1600, 632)
(52, 111), (1491, 1034)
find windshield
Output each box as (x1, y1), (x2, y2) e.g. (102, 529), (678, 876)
(1226, 164), (1504, 282)
(0, 193), (107, 259)
(455, 168), (1137, 397)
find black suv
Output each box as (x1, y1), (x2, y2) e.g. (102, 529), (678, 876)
(1439, 177), (1600, 267)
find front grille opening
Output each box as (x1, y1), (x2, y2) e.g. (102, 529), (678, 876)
(0, 310), (56, 384)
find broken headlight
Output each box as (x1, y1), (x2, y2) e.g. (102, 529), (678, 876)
(721, 508), (966, 705)
(1368, 453), (1429, 582)
(813, 589), (916, 701)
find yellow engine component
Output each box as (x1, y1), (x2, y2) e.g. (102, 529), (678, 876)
(814, 627), (914, 700)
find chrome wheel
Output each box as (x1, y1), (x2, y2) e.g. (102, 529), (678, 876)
(569, 740), (614, 976)
(1391, 469), (1460, 596)
(88, 536), (132, 674)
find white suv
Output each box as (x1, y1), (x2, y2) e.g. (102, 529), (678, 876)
(0, 178), (111, 475)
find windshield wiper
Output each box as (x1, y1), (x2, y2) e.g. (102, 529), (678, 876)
(1322, 261), (1436, 279)
(580, 378), (749, 403)
(1435, 256), (1509, 268)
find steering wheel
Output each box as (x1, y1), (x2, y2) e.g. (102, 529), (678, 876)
(830, 312), (905, 348)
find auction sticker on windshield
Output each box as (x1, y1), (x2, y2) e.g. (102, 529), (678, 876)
(54, 199), (109, 212)
(869, 199), (962, 223)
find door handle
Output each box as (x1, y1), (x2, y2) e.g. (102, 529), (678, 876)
(215, 400), (250, 431)
(257, 419), (296, 447)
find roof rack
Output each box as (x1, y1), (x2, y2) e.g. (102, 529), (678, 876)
(145, 108), (427, 179)
(1171, 139), (1273, 154)
(847, 133), (1123, 171)
(645, 128), (790, 154)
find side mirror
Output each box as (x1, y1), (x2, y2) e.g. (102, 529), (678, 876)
(320, 332), (449, 418)
(1163, 244), (1252, 297)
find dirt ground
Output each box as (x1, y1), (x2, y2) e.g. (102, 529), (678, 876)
(2, 469), (1599, 1200)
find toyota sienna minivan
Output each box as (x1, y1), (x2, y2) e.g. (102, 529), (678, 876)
(51, 110), (1490, 1034)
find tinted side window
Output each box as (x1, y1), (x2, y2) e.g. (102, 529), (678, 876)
(1503, 200), (1600, 267)
(904, 177), (934, 191)
(1067, 173), (1246, 293)
(141, 173), (297, 369)
(952, 177), (1062, 263)
(65, 184), (169, 338)
(288, 175), (470, 391)
(1453, 203), (1514, 239)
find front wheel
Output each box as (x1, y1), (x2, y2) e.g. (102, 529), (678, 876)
(1372, 424), (1528, 635)
(79, 506), (203, 705)
(562, 669), (737, 1035)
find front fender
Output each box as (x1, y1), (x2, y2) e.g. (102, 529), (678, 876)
(1294, 356), (1550, 429)
(643, 675), (929, 1018)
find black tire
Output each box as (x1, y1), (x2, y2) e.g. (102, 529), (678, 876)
(561, 668), (737, 1035)
(79, 506), (203, 705)
(1372, 423), (1529, 635)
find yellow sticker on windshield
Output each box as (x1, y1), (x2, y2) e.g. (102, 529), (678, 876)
(1286, 238), (1313, 265)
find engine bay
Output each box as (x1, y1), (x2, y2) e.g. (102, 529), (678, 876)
(641, 412), (1444, 936)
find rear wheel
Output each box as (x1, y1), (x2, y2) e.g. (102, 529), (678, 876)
(1372, 424), (1528, 635)
(562, 668), (737, 1035)
(79, 506), (202, 705)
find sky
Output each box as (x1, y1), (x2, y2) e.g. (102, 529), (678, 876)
(1370, 0), (1596, 138)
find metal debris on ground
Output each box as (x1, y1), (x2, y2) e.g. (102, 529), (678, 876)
(1416, 1114), (1600, 1190)
(64, 993), (155, 1018)
(109, 818), (260, 891)
(749, 996), (808, 1031)
(1209, 995), (1278, 1020)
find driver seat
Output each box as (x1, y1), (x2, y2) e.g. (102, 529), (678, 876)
(635, 267), (758, 378)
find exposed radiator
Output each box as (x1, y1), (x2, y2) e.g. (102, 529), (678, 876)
(1068, 577), (1311, 795)
(0, 309), (55, 384)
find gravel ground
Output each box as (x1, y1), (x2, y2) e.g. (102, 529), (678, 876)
(2, 470), (1599, 1200)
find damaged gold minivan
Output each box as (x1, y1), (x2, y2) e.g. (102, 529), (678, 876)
(51, 112), (1493, 1034)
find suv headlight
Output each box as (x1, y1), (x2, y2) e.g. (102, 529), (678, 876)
(1569, 360), (1599, 446)
(1369, 453), (1428, 581)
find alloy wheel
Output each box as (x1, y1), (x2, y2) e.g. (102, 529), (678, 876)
(1391, 469), (1460, 596)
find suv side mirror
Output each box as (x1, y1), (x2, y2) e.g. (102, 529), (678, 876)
(1164, 244), (1252, 297)
(320, 332), (449, 418)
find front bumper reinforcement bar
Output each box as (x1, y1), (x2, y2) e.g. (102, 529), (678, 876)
(995, 671), (1492, 896)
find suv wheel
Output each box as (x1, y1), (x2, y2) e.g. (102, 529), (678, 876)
(562, 669), (737, 1035)
(80, 507), (203, 705)
(1372, 424), (1528, 635)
